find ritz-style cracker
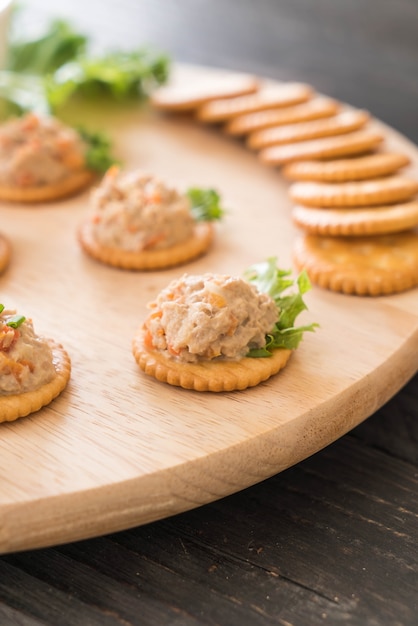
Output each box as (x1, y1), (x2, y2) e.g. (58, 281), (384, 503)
(196, 83), (314, 123)
(291, 201), (418, 236)
(259, 130), (384, 165)
(289, 176), (418, 208)
(150, 72), (260, 111)
(0, 306), (71, 423)
(283, 152), (411, 182)
(247, 109), (370, 150)
(225, 97), (341, 136)
(292, 232), (418, 296)
(0, 113), (96, 203)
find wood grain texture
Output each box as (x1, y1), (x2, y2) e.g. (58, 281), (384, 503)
(0, 66), (417, 554)
(1, 435), (418, 625)
(0, 1), (417, 624)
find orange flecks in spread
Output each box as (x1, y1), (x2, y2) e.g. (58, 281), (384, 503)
(143, 328), (156, 351)
(206, 291), (227, 308)
(149, 310), (163, 320)
(61, 150), (85, 170)
(144, 191), (162, 205)
(0, 325), (20, 351)
(14, 172), (36, 187)
(0, 352), (34, 383)
(104, 164), (120, 181)
(226, 314), (239, 336)
(167, 343), (181, 357)
(21, 113), (40, 132)
(142, 233), (166, 249)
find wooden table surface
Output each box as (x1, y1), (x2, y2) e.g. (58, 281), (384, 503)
(1, 1), (418, 624)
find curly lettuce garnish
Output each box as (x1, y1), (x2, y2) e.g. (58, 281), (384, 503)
(7, 19), (88, 75)
(46, 49), (170, 111)
(77, 127), (118, 173)
(187, 188), (225, 222)
(0, 13), (170, 118)
(244, 258), (318, 357)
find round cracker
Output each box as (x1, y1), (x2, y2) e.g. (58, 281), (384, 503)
(293, 231), (418, 296)
(150, 73), (260, 111)
(132, 328), (292, 392)
(291, 201), (418, 236)
(282, 152), (411, 182)
(247, 109), (370, 150)
(289, 176), (418, 208)
(224, 97), (341, 136)
(0, 340), (71, 423)
(259, 130), (384, 166)
(0, 232), (11, 274)
(0, 169), (95, 203)
(196, 83), (313, 123)
(78, 220), (215, 270)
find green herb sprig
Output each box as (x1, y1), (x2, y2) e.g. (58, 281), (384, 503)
(0, 13), (170, 118)
(244, 257), (319, 357)
(0, 305), (26, 328)
(187, 188), (225, 222)
(46, 49), (170, 111)
(7, 18), (88, 75)
(77, 127), (118, 174)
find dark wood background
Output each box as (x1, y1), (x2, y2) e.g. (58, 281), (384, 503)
(1, 1), (418, 624)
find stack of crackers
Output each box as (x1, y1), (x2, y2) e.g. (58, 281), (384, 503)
(151, 71), (418, 296)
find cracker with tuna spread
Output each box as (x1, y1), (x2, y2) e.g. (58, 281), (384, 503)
(0, 306), (71, 422)
(132, 258), (317, 391)
(78, 167), (224, 270)
(0, 113), (108, 202)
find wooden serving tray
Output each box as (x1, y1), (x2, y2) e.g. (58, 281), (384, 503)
(0, 66), (417, 554)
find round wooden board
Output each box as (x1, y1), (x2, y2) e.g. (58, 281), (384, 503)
(0, 65), (417, 554)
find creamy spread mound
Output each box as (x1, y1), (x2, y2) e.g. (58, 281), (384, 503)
(89, 168), (195, 251)
(0, 113), (87, 187)
(143, 273), (279, 362)
(0, 309), (56, 395)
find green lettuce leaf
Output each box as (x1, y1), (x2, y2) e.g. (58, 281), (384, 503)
(7, 19), (87, 74)
(46, 49), (170, 110)
(187, 188), (225, 221)
(1, 14), (170, 117)
(244, 257), (318, 356)
(77, 127), (118, 173)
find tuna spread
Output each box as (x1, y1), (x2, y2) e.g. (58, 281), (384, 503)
(89, 168), (195, 251)
(144, 273), (279, 362)
(0, 113), (87, 187)
(0, 308), (56, 395)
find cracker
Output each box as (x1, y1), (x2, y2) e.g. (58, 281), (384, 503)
(0, 340), (71, 423)
(292, 231), (418, 296)
(150, 73), (260, 111)
(247, 109), (370, 150)
(0, 233), (11, 274)
(259, 130), (384, 166)
(132, 328), (292, 392)
(282, 152), (411, 182)
(78, 220), (214, 270)
(289, 176), (418, 207)
(292, 201), (418, 236)
(196, 83), (313, 123)
(0, 169), (95, 203)
(225, 97), (340, 136)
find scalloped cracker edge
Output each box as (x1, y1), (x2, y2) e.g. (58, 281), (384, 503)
(292, 231), (418, 296)
(0, 169), (95, 203)
(0, 340), (71, 423)
(132, 328), (293, 392)
(78, 221), (215, 270)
